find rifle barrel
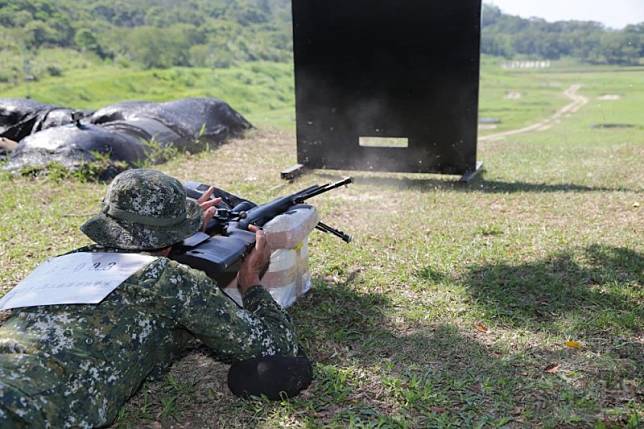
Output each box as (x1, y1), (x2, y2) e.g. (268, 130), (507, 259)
(297, 177), (352, 202)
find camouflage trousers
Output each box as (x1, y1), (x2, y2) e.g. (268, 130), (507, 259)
(0, 255), (298, 428)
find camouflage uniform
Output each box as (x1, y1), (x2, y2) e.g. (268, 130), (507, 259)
(0, 170), (299, 428)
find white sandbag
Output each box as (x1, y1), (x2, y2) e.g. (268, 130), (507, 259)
(223, 206), (317, 308)
(223, 240), (312, 308)
(263, 205), (319, 250)
(224, 274), (312, 309)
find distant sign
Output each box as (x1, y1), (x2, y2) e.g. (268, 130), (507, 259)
(0, 253), (157, 310)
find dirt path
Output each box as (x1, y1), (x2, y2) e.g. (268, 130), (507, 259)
(479, 84), (589, 142)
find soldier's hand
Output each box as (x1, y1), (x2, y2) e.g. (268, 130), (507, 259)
(196, 186), (222, 231)
(237, 225), (271, 294)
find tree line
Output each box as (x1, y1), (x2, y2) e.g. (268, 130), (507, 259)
(482, 5), (643, 65)
(0, 0), (641, 71)
(0, 0), (292, 69)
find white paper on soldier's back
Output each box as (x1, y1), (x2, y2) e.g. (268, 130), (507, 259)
(0, 253), (157, 311)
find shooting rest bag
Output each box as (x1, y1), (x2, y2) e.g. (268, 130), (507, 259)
(227, 354), (313, 400)
(224, 206), (319, 308)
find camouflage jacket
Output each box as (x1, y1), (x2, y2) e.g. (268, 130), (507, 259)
(0, 246), (299, 428)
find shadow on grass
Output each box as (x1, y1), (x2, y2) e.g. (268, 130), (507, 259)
(292, 281), (391, 357)
(457, 244), (643, 337)
(291, 282), (641, 426)
(291, 284), (525, 424)
(288, 245), (642, 426)
(315, 172), (636, 193)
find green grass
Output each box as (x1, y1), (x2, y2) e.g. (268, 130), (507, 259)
(479, 57), (644, 135)
(1, 60), (295, 129)
(1, 60), (643, 428)
(0, 48), (102, 85)
(479, 60), (566, 134)
(5, 54), (641, 134)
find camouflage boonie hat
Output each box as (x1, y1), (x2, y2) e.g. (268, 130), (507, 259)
(81, 169), (202, 250)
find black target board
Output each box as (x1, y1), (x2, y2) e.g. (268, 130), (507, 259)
(292, 0), (482, 175)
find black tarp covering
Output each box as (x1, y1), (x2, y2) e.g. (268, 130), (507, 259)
(102, 119), (184, 149)
(4, 124), (147, 175)
(90, 97), (252, 146)
(0, 99), (81, 141)
(3, 97), (252, 176)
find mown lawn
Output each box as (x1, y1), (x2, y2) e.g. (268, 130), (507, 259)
(0, 62), (642, 428)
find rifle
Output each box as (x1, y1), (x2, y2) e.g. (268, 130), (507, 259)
(171, 178), (352, 285)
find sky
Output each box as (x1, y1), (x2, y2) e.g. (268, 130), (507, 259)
(485, 0), (644, 29)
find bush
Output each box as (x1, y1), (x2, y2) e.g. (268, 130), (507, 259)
(0, 71), (12, 83)
(46, 65), (63, 77)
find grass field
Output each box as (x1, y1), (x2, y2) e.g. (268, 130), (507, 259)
(0, 58), (296, 129)
(0, 59), (642, 428)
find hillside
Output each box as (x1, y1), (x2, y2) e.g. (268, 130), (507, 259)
(0, 0), (641, 88)
(0, 62), (296, 128)
(0, 0), (292, 80)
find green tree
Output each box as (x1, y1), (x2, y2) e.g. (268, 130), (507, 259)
(24, 21), (55, 48)
(75, 28), (99, 52)
(600, 32), (641, 65)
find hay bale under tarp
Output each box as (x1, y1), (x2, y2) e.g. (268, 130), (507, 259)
(102, 118), (184, 150)
(4, 97), (252, 178)
(4, 124), (147, 177)
(0, 99), (85, 141)
(90, 97), (253, 145)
